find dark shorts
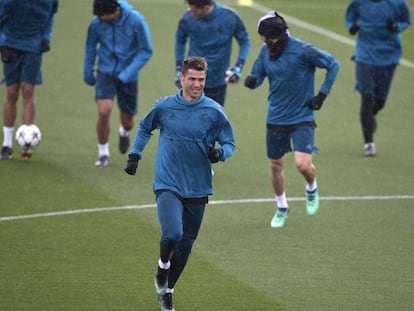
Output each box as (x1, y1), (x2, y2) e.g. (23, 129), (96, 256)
(204, 84), (227, 106)
(95, 71), (138, 115)
(266, 122), (317, 160)
(2, 48), (42, 86)
(356, 62), (396, 100)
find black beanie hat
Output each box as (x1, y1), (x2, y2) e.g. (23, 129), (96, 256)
(93, 0), (119, 16)
(257, 11), (288, 39)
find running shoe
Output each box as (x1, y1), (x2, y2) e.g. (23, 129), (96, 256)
(20, 145), (32, 158)
(95, 155), (109, 167)
(364, 143), (376, 157)
(306, 189), (319, 216)
(154, 267), (168, 297)
(159, 292), (174, 311)
(119, 135), (129, 154)
(270, 208), (289, 228)
(0, 146), (13, 160)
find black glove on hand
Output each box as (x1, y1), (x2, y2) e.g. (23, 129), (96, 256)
(208, 146), (222, 163)
(124, 153), (139, 175)
(41, 40), (50, 53)
(305, 92), (327, 111)
(349, 23), (360, 35)
(114, 77), (122, 86)
(386, 18), (399, 32)
(244, 75), (257, 89)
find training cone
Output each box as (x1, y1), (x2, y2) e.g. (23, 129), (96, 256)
(238, 0), (253, 6)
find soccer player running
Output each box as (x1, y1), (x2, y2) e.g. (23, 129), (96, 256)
(124, 57), (235, 311)
(174, 0), (250, 106)
(244, 12), (340, 228)
(0, 0), (58, 160)
(346, 0), (411, 157)
(83, 0), (152, 167)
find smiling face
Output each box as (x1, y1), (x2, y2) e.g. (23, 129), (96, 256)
(180, 69), (206, 102)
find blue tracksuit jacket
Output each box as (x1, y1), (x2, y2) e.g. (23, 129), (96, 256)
(83, 0), (153, 83)
(175, 2), (250, 88)
(0, 0), (58, 53)
(345, 0), (411, 66)
(248, 36), (340, 126)
(130, 91), (235, 198)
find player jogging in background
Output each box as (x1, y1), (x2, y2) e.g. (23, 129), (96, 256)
(83, 0), (153, 167)
(346, 0), (411, 157)
(244, 11), (340, 228)
(0, 0), (58, 160)
(124, 57), (235, 311)
(174, 0), (250, 106)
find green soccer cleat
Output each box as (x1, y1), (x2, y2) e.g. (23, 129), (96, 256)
(306, 189), (319, 216)
(154, 267), (168, 297)
(270, 208), (289, 228)
(159, 292), (175, 311)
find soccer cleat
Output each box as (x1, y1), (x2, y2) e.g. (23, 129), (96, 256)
(119, 135), (129, 154)
(306, 189), (319, 216)
(159, 293), (175, 311)
(95, 155), (109, 167)
(20, 145), (32, 158)
(364, 143), (376, 157)
(270, 208), (289, 228)
(0, 146), (13, 160)
(154, 268), (169, 297)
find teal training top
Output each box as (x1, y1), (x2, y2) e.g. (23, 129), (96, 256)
(130, 90), (235, 198)
(248, 36), (340, 126)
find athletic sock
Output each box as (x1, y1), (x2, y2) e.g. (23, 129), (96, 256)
(118, 126), (129, 137)
(3, 126), (14, 147)
(275, 192), (288, 209)
(98, 143), (109, 157)
(306, 179), (318, 193)
(158, 258), (171, 270)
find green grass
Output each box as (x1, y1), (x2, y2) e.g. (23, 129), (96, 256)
(1, 1), (414, 310)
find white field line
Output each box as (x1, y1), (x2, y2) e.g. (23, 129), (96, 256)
(133, 0), (414, 69)
(1, 195), (414, 222)
(2, 1), (413, 223)
(249, 2), (414, 69)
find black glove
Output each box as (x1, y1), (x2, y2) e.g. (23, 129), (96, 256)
(208, 146), (222, 163)
(114, 77), (122, 86)
(41, 40), (50, 53)
(124, 153), (139, 175)
(386, 18), (399, 32)
(305, 92), (327, 111)
(244, 75), (257, 89)
(0, 46), (14, 63)
(349, 23), (360, 35)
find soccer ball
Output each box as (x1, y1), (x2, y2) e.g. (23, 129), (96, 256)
(15, 124), (42, 149)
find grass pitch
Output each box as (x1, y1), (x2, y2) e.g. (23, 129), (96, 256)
(1, 1), (413, 310)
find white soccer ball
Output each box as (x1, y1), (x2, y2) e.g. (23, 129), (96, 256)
(15, 124), (42, 149)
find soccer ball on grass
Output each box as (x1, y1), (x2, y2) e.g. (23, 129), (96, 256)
(15, 124), (42, 158)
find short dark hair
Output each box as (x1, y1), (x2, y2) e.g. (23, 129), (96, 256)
(186, 0), (213, 8)
(93, 0), (119, 16)
(181, 57), (208, 75)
